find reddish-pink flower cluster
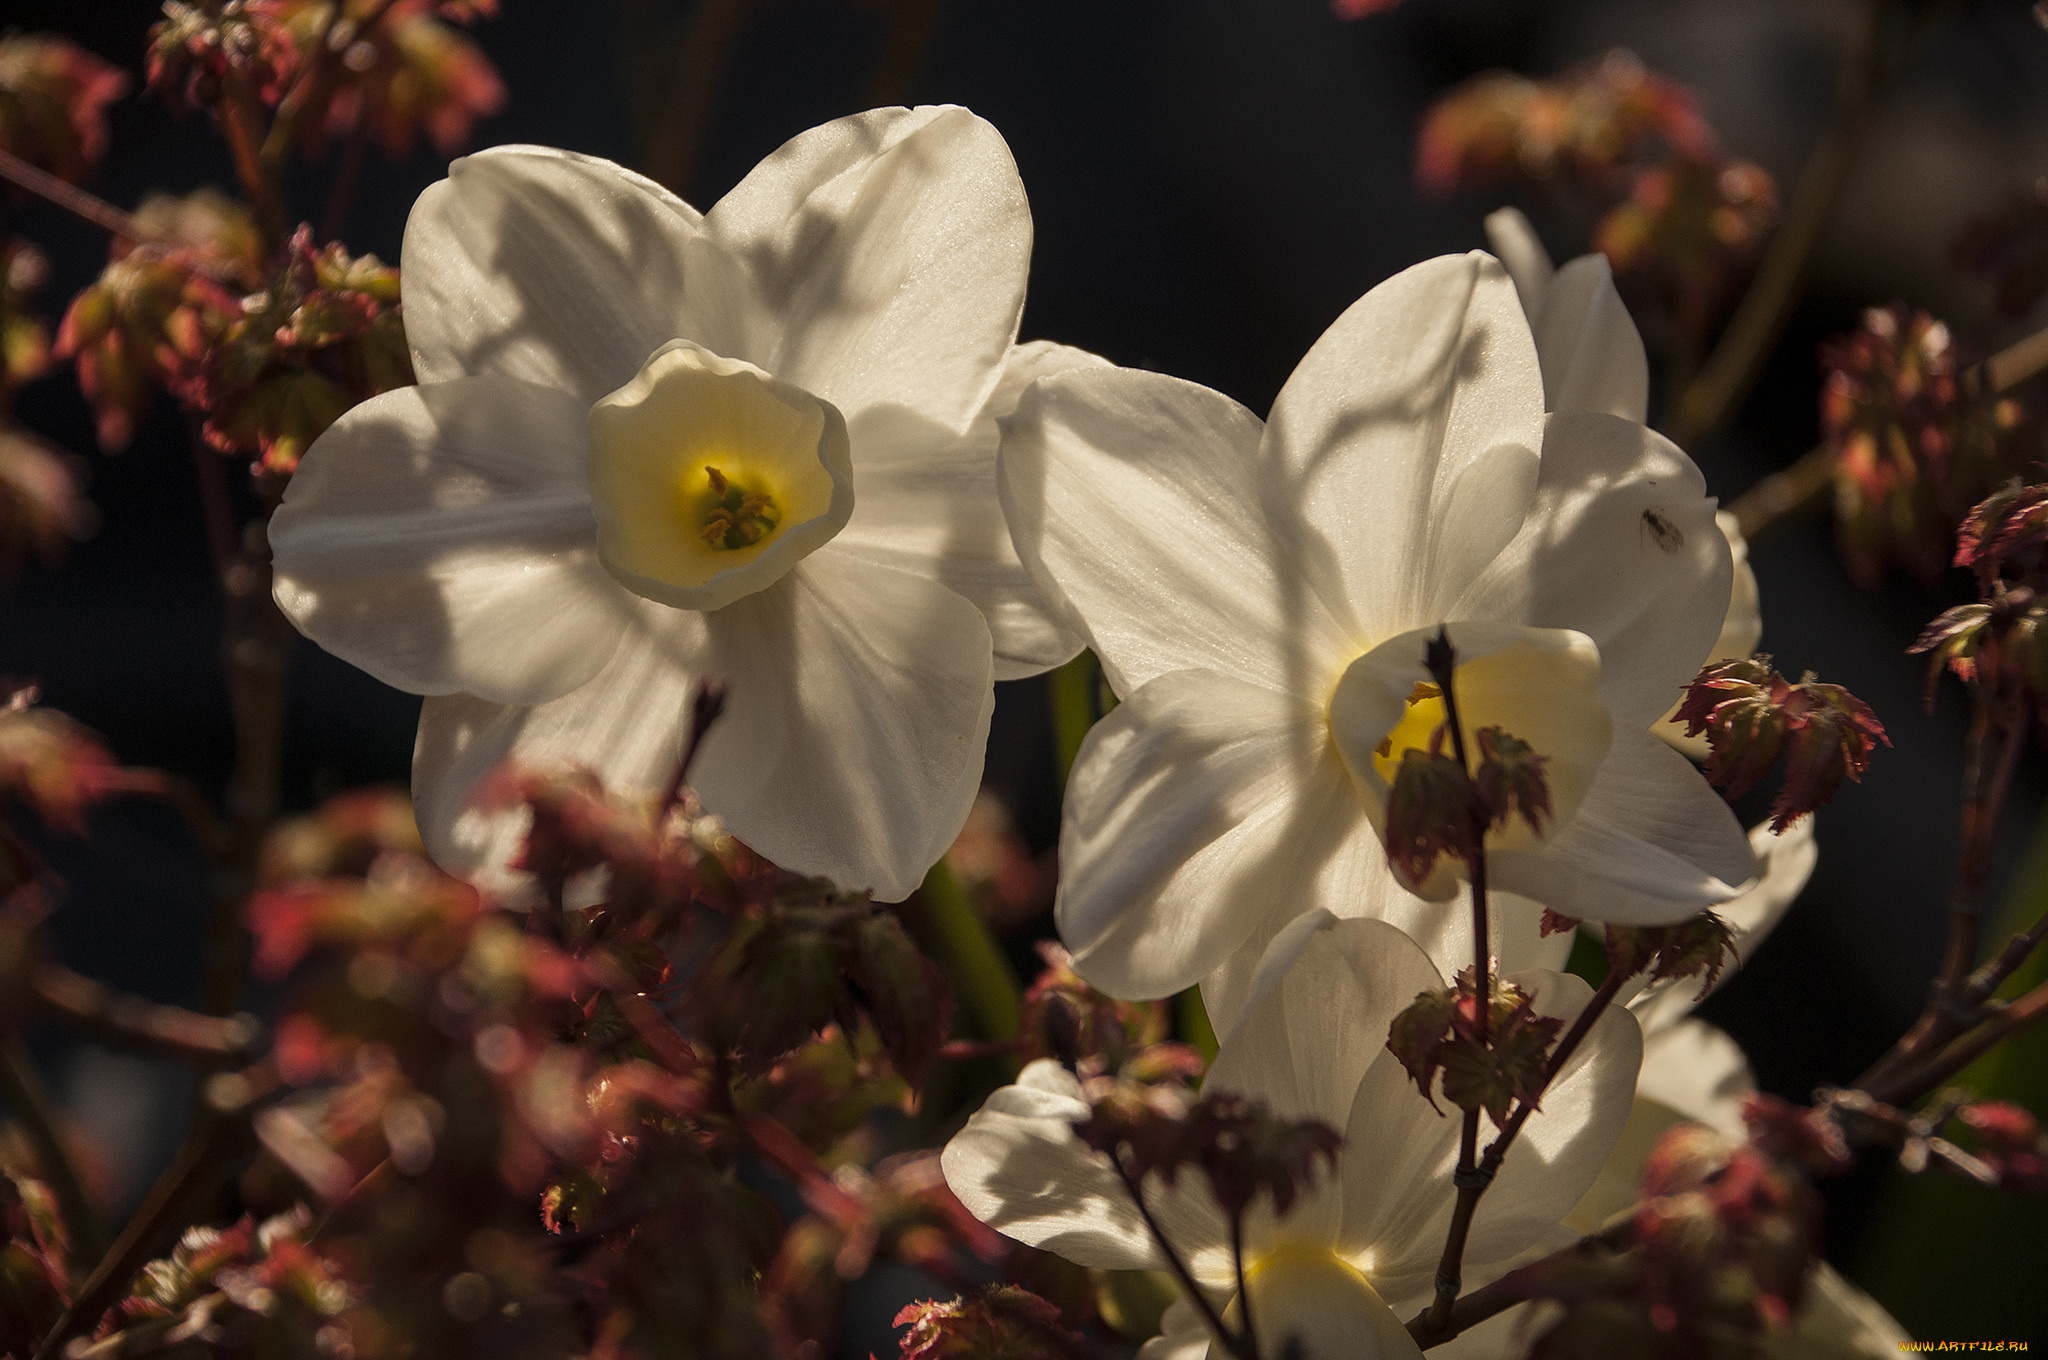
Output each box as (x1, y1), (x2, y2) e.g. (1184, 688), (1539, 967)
(1417, 50), (1778, 340)
(1675, 655), (1889, 832)
(1822, 305), (2035, 587)
(0, 34), (129, 182)
(58, 218), (410, 474)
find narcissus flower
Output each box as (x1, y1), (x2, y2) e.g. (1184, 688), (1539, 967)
(1003, 243), (1753, 1026)
(942, 918), (1642, 1360)
(271, 108), (1086, 900)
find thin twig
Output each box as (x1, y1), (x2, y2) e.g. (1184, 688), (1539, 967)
(1858, 703), (2029, 1094)
(0, 147), (150, 240)
(1412, 1216), (1638, 1348)
(33, 1112), (244, 1360)
(0, 1040), (107, 1269)
(1727, 444), (1834, 542)
(1419, 626), (1496, 1338)
(1230, 1213), (1256, 1360)
(639, 0), (754, 195)
(1983, 323), (2048, 394)
(32, 963), (263, 1062)
(216, 69), (287, 256)
(1873, 980), (2048, 1107)
(1110, 1157), (1250, 1360)
(656, 683), (729, 821)
(1667, 0), (1889, 447)
(1413, 964), (1630, 1346)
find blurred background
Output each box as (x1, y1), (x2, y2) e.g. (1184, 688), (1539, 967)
(2, 0), (2045, 1346)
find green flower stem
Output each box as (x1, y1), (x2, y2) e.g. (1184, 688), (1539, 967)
(919, 858), (1020, 1041)
(0, 1040), (106, 1270)
(1176, 987), (1219, 1065)
(1050, 650), (1102, 790)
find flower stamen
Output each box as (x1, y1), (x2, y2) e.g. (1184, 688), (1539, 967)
(696, 466), (781, 550)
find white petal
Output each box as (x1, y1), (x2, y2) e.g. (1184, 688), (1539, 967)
(1344, 970), (1642, 1297)
(400, 146), (743, 401)
(1769, 1263), (1913, 1359)
(1494, 725), (1755, 923)
(1482, 211), (1648, 421)
(1206, 917), (1445, 1136)
(1054, 668), (1364, 1002)
(1000, 365), (1357, 697)
(1328, 1048), (1466, 1291)
(696, 552), (994, 901)
(1458, 971), (1644, 1272)
(1530, 255), (1650, 422)
(1450, 412), (1732, 730)
(706, 106), (1029, 445)
(832, 341), (1104, 679)
(1628, 817), (1815, 1036)
(940, 1059), (1231, 1276)
(1202, 877), (1570, 1041)
(1637, 1019), (1755, 1141)
(1137, 1297), (1217, 1360)
(270, 377), (631, 707)
(1660, 510), (1762, 757)
(1561, 1093), (1701, 1237)
(1583, 725), (1757, 883)
(1234, 1251), (1425, 1360)
(412, 600), (711, 887)
(1263, 252), (1545, 637)
(1484, 208), (1555, 319)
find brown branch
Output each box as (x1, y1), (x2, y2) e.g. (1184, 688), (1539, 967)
(638, 0), (754, 195)
(33, 1109), (247, 1360)
(1727, 444), (1834, 542)
(861, 0), (945, 107)
(1414, 1216), (1639, 1349)
(1109, 1156), (1252, 1360)
(1420, 625), (1498, 1338)
(655, 682), (728, 821)
(204, 510), (298, 1020)
(1857, 703), (2029, 1096)
(32, 962), (263, 1062)
(0, 146), (150, 241)
(1413, 964), (1631, 1347)
(1983, 323), (2048, 395)
(216, 70), (287, 256)
(1666, 0), (1889, 447)
(1873, 980), (2048, 1108)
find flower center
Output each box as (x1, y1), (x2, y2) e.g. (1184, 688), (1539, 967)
(1228, 1244), (1413, 1360)
(1371, 681), (1445, 783)
(585, 341), (853, 612)
(1328, 621), (1615, 894)
(696, 466), (780, 549)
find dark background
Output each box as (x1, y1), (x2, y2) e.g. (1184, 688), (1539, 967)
(2, 0), (2045, 1346)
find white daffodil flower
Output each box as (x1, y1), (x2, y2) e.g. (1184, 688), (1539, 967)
(942, 917), (1643, 1360)
(1000, 246), (1755, 1030)
(1483, 208), (1763, 761)
(270, 107), (1092, 901)
(1437, 817), (1913, 1360)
